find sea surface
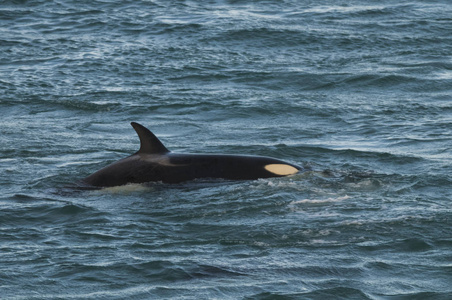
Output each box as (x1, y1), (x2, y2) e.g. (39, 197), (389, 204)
(1, 0), (451, 299)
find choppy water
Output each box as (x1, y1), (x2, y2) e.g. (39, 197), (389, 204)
(1, 0), (451, 299)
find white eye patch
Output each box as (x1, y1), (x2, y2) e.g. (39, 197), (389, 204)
(264, 164), (298, 176)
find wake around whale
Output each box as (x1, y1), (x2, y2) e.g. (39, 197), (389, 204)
(81, 122), (301, 187)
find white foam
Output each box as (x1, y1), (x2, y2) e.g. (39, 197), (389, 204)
(290, 195), (350, 205)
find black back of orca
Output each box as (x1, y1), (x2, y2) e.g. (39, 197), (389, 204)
(82, 122), (301, 187)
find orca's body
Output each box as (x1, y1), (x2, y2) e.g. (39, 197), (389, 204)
(82, 122), (301, 187)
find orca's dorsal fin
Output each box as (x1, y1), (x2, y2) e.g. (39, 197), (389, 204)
(131, 122), (170, 154)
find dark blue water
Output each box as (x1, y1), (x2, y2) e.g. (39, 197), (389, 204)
(1, 0), (451, 299)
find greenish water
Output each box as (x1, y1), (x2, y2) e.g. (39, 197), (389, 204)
(1, 0), (451, 299)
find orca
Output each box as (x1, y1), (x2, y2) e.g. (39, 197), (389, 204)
(81, 122), (301, 187)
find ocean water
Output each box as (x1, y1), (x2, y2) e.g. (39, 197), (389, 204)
(1, 0), (451, 299)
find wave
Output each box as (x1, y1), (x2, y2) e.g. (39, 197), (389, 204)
(246, 287), (372, 300)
